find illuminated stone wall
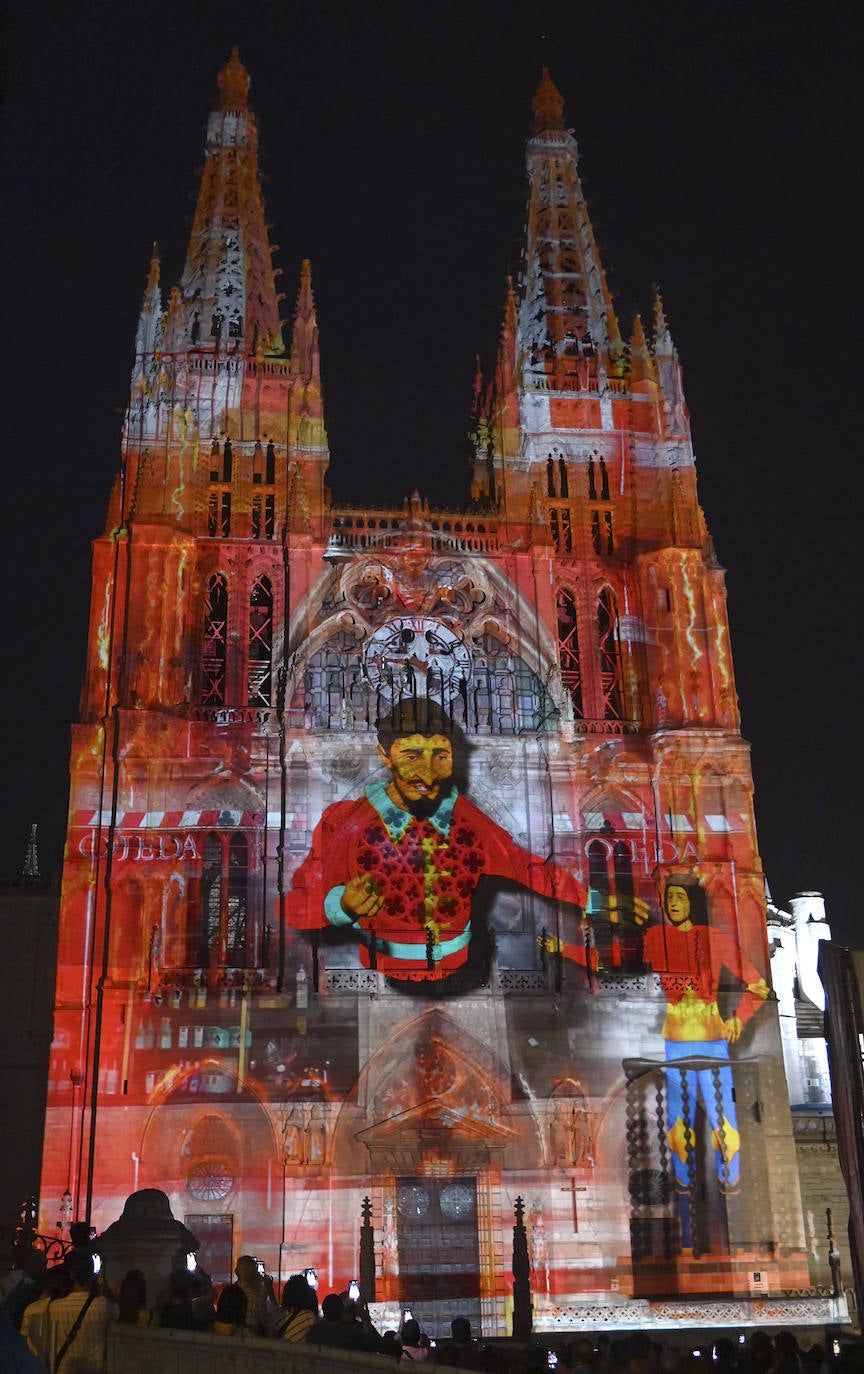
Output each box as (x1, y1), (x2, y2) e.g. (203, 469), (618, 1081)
(40, 55), (812, 1332)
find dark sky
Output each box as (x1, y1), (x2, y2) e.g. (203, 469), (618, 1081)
(1, 3), (859, 939)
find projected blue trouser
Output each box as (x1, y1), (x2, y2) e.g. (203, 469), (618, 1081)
(664, 1039), (739, 1247)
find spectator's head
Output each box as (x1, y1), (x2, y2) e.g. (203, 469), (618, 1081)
(321, 1292), (344, 1323)
(381, 1329), (403, 1361)
(65, 1248), (97, 1289)
(775, 1332), (800, 1361)
(44, 1267), (72, 1301)
(402, 1318), (421, 1345)
(117, 1268), (147, 1322)
(282, 1272), (318, 1311)
(18, 1248), (47, 1281)
(118, 1269), (146, 1303)
(166, 1269), (197, 1301)
(216, 1285), (247, 1325)
(234, 1254), (260, 1286)
(451, 1316), (472, 1342)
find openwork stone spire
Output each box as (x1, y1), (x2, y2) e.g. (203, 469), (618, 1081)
(218, 46), (250, 112)
(178, 50), (284, 359)
(532, 67), (565, 132)
(519, 69), (622, 405)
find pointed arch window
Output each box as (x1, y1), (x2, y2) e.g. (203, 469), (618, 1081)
(599, 456), (610, 501)
(200, 832), (250, 968)
(549, 507), (572, 554)
(587, 835), (635, 969)
(247, 576), (273, 707)
(201, 575), (228, 705)
(558, 457), (569, 498)
(597, 587), (624, 720)
(251, 443), (276, 539)
(556, 588), (583, 718)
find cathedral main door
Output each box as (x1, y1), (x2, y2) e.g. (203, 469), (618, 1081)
(395, 1176), (482, 1336)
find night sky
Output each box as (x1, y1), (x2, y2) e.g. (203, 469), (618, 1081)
(1, 4), (858, 940)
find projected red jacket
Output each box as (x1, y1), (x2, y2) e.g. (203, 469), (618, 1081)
(642, 923), (768, 1041)
(284, 781), (588, 980)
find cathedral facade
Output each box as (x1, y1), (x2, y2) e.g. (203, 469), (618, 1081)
(40, 53), (820, 1332)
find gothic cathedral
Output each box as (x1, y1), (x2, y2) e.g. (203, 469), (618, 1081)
(40, 53), (813, 1332)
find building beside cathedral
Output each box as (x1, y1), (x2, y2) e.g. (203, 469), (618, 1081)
(39, 53), (845, 1333)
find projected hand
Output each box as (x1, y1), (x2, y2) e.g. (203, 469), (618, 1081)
(604, 893), (652, 926)
(722, 1016), (743, 1044)
(342, 875), (384, 920)
(538, 934), (562, 954)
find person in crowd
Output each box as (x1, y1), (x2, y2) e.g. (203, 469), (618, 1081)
(233, 1254), (274, 1334)
(340, 1288), (381, 1350)
(158, 1269), (201, 1330)
(444, 1315), (484, 1369)
(308, 1291), (373, 1349)
(400, 1316), (429, 1361)
(270, 1272), (318, 1341)
(380, 1328), (403, 1361)
(19, 1266), (70, 1358)
(115, 1268), (150, 1326)
(772, 1331), (803, 1374)
(33, 1247), (116, 1373)
(568, 1338), (598, 1373)
(1, 1249), (47, 1330)
(212, 1284), (248, 1336)
(187, 1267), (217, 1329)
(738, 1327), (774, 1374)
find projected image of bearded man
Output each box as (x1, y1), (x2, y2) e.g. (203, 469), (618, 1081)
(284, 705), (593, 981)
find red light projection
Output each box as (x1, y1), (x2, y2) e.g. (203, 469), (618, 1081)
(40, 57), (811, 1334)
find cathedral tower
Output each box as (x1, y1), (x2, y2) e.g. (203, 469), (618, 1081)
(40, 58), (817, 1333)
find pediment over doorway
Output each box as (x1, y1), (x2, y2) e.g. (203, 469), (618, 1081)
(356, 1095), (515, 1173)
(352, 1009), (515, 1173)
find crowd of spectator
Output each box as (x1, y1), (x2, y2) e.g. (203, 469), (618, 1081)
(1, 1241), (861, 1374)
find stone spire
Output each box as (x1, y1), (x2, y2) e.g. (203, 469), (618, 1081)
(23, 823), (40, 879)
(178, 49), (284, 359)
(134, 245), (163, 356)
(652, 289), (689, 437)
(289, 259), (321, 391)
(288, 260), (327, 458)
(628, 314), (655, 386)
(493, 277), (520, 453)
(532, 68), (565, 133)
(519, 70), (623, 403)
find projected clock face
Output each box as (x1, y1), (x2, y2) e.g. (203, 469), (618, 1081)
(396, 1184), (430, 1218)
(440, 1183), (474, 1219)
(363, 617), (471, 701)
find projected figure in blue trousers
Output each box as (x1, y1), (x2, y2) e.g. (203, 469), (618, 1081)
(643, 879), (770, 1250)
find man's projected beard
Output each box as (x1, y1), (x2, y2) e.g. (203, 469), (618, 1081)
(404, 778), (454, 820)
